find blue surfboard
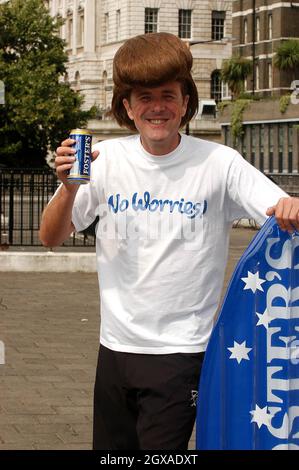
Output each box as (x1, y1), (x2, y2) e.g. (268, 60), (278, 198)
(196, 216), (299, 450)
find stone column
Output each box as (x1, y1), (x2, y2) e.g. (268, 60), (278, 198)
(293, 126), (299, 173)
(72, 0), (77, 56)
(255, 125), (261, 171)
(273, 124), (279, 173)
(61, 0), (67, 41)
(84, 0), (95, 53)
(283, 125), (289, 173)
(244, 126), (250, 163)
(264, 125), (270, 173)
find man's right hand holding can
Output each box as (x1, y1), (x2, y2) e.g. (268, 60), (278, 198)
(55, 138), (99, 187)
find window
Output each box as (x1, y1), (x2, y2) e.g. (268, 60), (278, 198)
(57, 13), (63, 38)
(256, 16), (260, 42)
(255, 64), (260, 90)
(221, 81), (230, 100)
(212, 11), (225, 41)
(105, 13), (109, 42)
(103, 71), (108, 110)
(77, 13), (84, 46)
(268, 62), (272, 89)
(74, 71), (80, 92)
(211, 70), (222, 103)
(244, 18), (248, 44)
(268, 14), (273, 40)
(116, 10), (121, 41)
(145, 8), (158, 34)
(178, 9), (192, 39)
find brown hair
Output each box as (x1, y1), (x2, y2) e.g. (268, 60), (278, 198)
(110, 32), (198, 131)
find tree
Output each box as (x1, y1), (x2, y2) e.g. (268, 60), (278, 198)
(274, 39), (299, 82)
(221, 56), (253, 100)
(0, 0), (95, 168)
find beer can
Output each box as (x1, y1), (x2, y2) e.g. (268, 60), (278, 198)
(67, 129), (92, 184)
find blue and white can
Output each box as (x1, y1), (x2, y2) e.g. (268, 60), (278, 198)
(67, 129), (92, 184)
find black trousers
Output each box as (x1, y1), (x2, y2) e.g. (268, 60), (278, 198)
(93, 344), (205, 450)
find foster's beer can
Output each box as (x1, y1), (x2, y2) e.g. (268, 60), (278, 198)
(67, 129), (92, 184)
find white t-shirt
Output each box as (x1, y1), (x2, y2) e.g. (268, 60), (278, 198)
(72, 134), (286, 354)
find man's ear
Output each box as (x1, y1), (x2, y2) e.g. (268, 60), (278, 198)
(123, 98), (134, 121)
(182, 94), (190, 117)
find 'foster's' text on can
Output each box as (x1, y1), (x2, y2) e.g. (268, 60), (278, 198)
(67, 129), (92, 184)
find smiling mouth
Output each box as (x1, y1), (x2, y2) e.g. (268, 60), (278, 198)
(146, 119), (168, 125)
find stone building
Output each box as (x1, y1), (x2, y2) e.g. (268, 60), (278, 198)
(45, 0), (233, 141)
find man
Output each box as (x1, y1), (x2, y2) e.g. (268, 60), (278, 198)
(39, 32), (299, 450)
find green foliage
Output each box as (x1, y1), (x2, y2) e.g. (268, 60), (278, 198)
(230, 99), (252, 147)
(0, 0), (95, 167)
(274, 40), (299, 79)
(221, 56), (253, 99)
(279, 94), (291, 113)
(239, 91), (262, 101)
(217, 101), (230, 114)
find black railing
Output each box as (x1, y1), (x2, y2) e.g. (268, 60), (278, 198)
(1, 168), (298, 247)
(0, 169), (96, 247)
(266, 173), (299, 197)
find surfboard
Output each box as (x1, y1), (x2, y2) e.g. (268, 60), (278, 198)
(196, 216), (299, 450)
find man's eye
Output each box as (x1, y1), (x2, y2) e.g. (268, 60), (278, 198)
(140, 96), (150, 101)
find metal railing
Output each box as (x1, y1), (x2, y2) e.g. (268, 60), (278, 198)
(0, 168), (298, 247)
(267, 173), (299, 197)
(0, 169), (96, 247)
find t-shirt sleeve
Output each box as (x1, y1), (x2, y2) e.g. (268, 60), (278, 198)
(226, 151), (288, 225)
(72, 181), (99, 232)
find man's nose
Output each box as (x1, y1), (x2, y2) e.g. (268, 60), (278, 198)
(152, 99), (166, 112)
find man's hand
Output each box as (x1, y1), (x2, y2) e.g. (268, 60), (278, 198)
(266, 197), (299, 233)
(55, 138), (100, 187)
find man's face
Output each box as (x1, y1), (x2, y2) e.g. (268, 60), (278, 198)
(123, 81), (189, 155)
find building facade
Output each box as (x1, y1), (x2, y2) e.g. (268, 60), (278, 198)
(45, 0), (233, 140)
(233, 0), (299, 97)
(220, 1), (299, 189)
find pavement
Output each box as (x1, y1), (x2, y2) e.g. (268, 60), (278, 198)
(0, 227), (257, 450)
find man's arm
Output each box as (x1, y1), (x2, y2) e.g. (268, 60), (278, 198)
(39, 184), (78, 247)
(39, 138), (99, 247)
(226, 150), (299, 232)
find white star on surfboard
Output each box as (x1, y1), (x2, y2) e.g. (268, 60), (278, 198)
(250, 404), (272, 429)
(241, 271), (266, 293)
(227, 340), (252, 364)
(256, 309), (271, 329)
